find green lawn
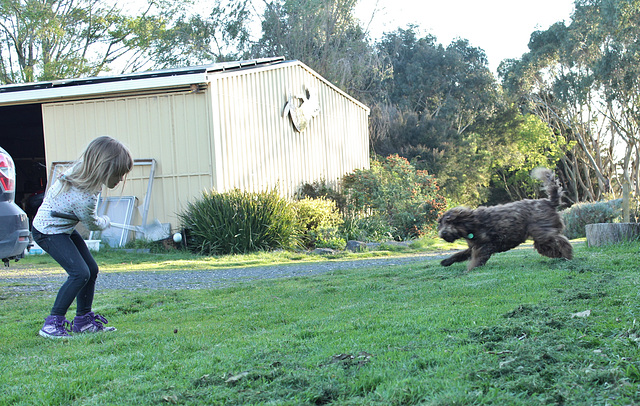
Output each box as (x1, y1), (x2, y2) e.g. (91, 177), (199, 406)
(1, 241), (639, 405)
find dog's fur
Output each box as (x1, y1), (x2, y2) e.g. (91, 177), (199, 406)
(437, 168), (573, 271)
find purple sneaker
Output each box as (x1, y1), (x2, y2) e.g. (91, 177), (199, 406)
(72, 312), (117, 334)
(39, 315), (72, 339)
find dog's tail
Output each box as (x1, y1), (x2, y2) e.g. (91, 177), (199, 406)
(531, 167), (562, 207)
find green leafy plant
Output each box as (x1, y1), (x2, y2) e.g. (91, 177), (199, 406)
(295, 197), (344, 248)
(297, 179), (347, 212)
(342, 154), (447, 240)
(179, 189), (302, 255)
(340, 213), (396, 242)
(311, 227), (346, 250)
(561, 199), (623, 239)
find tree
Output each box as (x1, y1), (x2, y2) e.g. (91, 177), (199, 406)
(249, 0), (385, 100)
(143, 0), (252, 68)
(372, 27), (500, 205)
(0, 0), (252, 83)
(487, 113), (571, 203)
(589, 0), (640, 209)
(0, 0), (139, 82)
(500, 0), (640, 206)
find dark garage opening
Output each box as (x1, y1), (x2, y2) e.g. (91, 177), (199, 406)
(0, 103), (47, 224)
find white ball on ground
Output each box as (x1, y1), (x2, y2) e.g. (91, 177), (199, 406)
(173, 233), (182, 243)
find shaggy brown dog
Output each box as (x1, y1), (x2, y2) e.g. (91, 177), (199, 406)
(437, 168), (573, 271)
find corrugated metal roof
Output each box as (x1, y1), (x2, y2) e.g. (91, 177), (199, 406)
(0, 57), (285, 94)
(0, 56), (369, 113)
(0, 57), (286, 105)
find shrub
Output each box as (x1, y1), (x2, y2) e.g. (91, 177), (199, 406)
(295, 198), (343, 232)
(295, 197), (346, 249)
(342, 154), (447, 240)
(295, 198), (344, 248)
(561, 199), (623, 239)
(311, 227), (346, 250)
(179, 189), (302, 255)
(340, 213), (395, 242)
(297, 179), (347, 212)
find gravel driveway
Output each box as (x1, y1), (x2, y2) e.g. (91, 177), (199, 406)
(0, 252), (449, 293)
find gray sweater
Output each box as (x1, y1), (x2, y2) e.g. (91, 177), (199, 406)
(33, 179), (110, 235)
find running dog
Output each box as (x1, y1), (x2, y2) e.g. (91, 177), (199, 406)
(437, 168), (573, 271)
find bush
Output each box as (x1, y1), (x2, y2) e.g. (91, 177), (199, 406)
(179, 189), (302, 255)
(561, 199), (623, 239)
(342, 154), (447, 240)
(295, 198), (343, 232)
(295, 198), (344, 248)
(297, 179), (347, 212)
(310, 227), (346, 250)
(340, 213), (395, 242)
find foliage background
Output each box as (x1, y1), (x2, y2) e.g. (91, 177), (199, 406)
(342, 154), (447, 240)
(1, 0), (638, 210)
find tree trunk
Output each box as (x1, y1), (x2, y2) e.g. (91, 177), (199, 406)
(585, 223), (640, 247)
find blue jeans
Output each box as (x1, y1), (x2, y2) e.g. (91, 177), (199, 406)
(32, 228), (99, 317)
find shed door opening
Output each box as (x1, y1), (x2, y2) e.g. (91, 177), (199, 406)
(0, 103), (47, 224)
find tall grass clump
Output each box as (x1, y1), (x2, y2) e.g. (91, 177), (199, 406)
(179, 189), (302, 255)
(561, 198), (623, 239)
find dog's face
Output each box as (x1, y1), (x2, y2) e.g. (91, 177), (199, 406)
(437, 207), (475, 243)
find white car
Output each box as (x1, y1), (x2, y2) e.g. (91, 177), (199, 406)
(0, 146), (30, 265)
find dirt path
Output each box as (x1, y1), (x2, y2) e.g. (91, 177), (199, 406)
(0, 252), (450, 293)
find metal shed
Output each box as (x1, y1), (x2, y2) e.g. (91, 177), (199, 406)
(0, 57), (370, 241)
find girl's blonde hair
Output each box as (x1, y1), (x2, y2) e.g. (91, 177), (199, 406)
(60, 136), (133, 193)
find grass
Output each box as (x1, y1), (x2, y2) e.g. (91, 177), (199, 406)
(1, 240), (639, 405)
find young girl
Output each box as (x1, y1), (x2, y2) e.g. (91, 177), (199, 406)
(33, 136), (133, 339)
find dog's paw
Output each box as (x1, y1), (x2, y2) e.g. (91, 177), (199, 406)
(440, 257), (454, 267)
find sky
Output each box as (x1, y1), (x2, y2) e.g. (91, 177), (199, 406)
(353, 0), (576, 73)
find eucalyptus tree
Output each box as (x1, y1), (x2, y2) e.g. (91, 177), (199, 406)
(249, 0), (385, 101)
(0, 0), (155, 82)
(0, 0), (251, 84)
(144, 0), (252, 68)
(500, 0), (640, 205)
(589, 0), (640, 205)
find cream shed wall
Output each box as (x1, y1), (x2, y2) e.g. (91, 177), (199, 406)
(209, 62), (370, 197)
(39, 61), (370, 230)
(42, 91), (213, 229)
